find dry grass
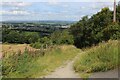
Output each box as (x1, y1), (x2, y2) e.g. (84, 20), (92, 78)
(2, 44), (81, 78)
(1, 44), (38, 58)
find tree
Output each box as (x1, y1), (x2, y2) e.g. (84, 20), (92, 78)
(6, 30), (21, 43)
(102, 23), (120, 40)
(24, 32), (40, 43)
(50, 30), (74, 45)
(70, 7), (120, 48)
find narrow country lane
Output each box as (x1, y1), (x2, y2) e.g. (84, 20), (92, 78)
(44, 53), (81, 78)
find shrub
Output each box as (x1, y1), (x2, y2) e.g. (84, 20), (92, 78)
(30, 42), (42, 49)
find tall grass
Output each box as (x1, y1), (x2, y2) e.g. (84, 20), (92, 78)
(2, 45), (80, 78)
(73, 40), (119, 77)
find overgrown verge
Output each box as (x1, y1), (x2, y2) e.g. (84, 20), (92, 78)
(73, 40), (119, 78)
(2, 45), (80, 78)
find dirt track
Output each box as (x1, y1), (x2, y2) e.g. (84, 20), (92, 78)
(44, 54), (80, 78)
(44, 52), (119, 78)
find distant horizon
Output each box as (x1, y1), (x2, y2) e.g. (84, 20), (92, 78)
(1, 20), (77, 22)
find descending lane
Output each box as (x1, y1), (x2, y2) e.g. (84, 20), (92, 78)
(44, 53), (81, 78)
(42, 51), (119, 78)
(45, 60), (79, 78)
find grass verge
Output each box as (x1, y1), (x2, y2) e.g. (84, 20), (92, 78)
(73, 40), (119, 78)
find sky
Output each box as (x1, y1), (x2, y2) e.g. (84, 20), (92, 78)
(1, 0), (120, 21)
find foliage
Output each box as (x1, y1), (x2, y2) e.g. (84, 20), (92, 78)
(2, 28), (40, 44)
(70, 6), (120, 48)
(102, 23), (120, 40)
(30, 30), (74, 49)
(30, 42), (42, 49)
(23, 32), (40, 43)
(50, 30), (74, 45)
(2, 26), (73, 47)
(73, 40), (119, 78)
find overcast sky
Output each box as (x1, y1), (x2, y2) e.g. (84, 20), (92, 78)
(1, 0), (120, 21)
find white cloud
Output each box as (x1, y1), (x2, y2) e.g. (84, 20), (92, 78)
(1, 2), (32, 7)
(48, 0), (58, 5)
(1, 2), (32, 16)
(61, 10), (69, 13)
(62, 4), (69, 7)
(81, 6), (86, 9)
(0, 10), (30, 15)
(11, 10), (30, 15)
(0, 10), (8, 15)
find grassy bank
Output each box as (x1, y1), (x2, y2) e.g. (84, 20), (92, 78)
(73, 40), (119, 78)
(2, 44), (80, 78)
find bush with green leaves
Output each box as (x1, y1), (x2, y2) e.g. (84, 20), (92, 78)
(50, 30), (74, 45)
(30, 37), (52, 49)
(70, 6), (120, 48)
(2, 28), (40, 44)
(30, 30), (74, 49)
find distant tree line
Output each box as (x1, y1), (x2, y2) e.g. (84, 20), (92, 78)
(2, 26), (73, 48)
(30, 30), (74, 49)
(70, 6), (120, 48)
(2, 27), (40, 44)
